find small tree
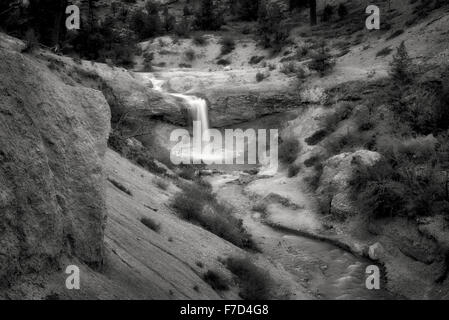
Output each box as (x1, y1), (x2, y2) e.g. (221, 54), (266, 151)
(337, 3), (348, 19)
(390, 41), (412, 84)
(321, 4), (333, 22)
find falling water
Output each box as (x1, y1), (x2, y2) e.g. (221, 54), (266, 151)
(141, 73), (217, 162)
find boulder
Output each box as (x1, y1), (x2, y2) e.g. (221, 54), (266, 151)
(0, 45), (110, 285)
(317, 150), (382, 218)
(368, 242), (385, 261)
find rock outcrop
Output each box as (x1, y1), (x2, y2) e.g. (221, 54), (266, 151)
(207, 90), (300, 127)
(0, 41), (110, 286)
(317, 150), (382, 218)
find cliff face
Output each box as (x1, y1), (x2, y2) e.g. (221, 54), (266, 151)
(0, 36), (110, 286)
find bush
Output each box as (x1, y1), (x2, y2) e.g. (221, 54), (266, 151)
(154, 177), (169, 190)
(279, 137), (301, 165)
(108, 178), (132, 196)
(287, 164), (301, 177)
(172, 182), (254, 249)
(337, 3), (348, 19)
(130, 8), (162, 40)
(193, 35), (208, 46)
(256, 72), (266, 82)
(376, 47), (393, 57)
(308, 45), (335, 76)
(226, 257), (271, 300)
(217, 58), (231, 66)
(249, 56), (265, 65)
(258, 2), (289, 52)
(174, 17), (191, 37)
(220, 36), (236, 55)
(203, 270), (229, 291)
(184, 48), (196, 61)
(322, 5), (334, 22)
(195, 0), (224, 30)
(22, 29), (39, 53)
(141, 217), (161, 232)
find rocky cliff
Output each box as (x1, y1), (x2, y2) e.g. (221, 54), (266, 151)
(0, 34), (110, 287)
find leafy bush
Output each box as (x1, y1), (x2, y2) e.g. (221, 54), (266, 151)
(217, 58), (231, 66)
(256, 72), (267, 82)
(376, 47), (393, 57)
(258, 2), (289, 52)
(279, 137), (301, 165)
(337, 3), (348, 19)
(108, 178), (132, 196)
(195, 0), (224, 30)
(308, 44), (335, 76)
(226, 257), (271, 300)
(193, 35), (208, 46)
(154, 177), (169, 190)
(184, 49), (196, 61)
(22, 29), (39, 53)
(322, 4), (334, 22)
(141, 217), (161, 232)
(130, 8), (162, 40)
(172, 182), (254, 249)
(287, 164), (301, 177)
(220, 36), (236, 55)
(203, 270), (229, 291)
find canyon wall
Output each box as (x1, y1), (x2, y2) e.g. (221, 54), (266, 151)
(0, 35), (110, 286)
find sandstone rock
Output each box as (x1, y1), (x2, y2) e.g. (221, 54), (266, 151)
(0, 46), (110, 285)
(317, 150), (382, 217)
(207, 91), (300, 127)
(369, 242), (385, 261)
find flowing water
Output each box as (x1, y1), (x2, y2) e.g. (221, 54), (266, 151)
(144, 72), (395, 300)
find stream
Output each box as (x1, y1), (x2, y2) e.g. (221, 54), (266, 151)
(145, 72), (395, 300)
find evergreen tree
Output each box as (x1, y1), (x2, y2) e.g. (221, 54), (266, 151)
(390, 41), (413, 83)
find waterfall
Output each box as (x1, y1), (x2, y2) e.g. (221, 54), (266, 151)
(141, 73), (215, 162)
(140, 73), (209, 133)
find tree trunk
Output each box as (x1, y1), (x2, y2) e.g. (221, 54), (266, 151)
(309, 0), (316, 25)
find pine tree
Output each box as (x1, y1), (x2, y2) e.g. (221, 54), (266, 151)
(390, 41), (412, 83)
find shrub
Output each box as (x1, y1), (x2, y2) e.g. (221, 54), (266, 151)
(141, 217), (161, 232)
(376, 47), (393, 57)
(203, 270), (229, 291)
(337, 3), (348, 19)
(217, 58), (231, 66)
(220, 36), (236, 55)
(280, 61), (297, 75)
(108, 178), (132, 196)
(279, 137), (301, 165)
(172, 181), (254, 249)
(322, 4), (334, 22)
(258, 2), (289, 52)
(193, 35), (208, 46)
(179, 166), (196, 180)
(235, 0), (259, 21)
(287, 164), (301, 177)
(226, 257), (271, 300)
(249, 56), (265, 65)
(195, 0), (224, 30)
(174, 17), (191, 37)
(154, 177), (169, 190)
(252, 202), (267, 215)
(308, 45), (335, 76)
(256, 72), (266, 82)
(184, 49), (196, 61)
(22, 29), (39, 53)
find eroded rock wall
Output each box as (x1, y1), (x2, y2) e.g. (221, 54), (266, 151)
(0, 42), (110, 286)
